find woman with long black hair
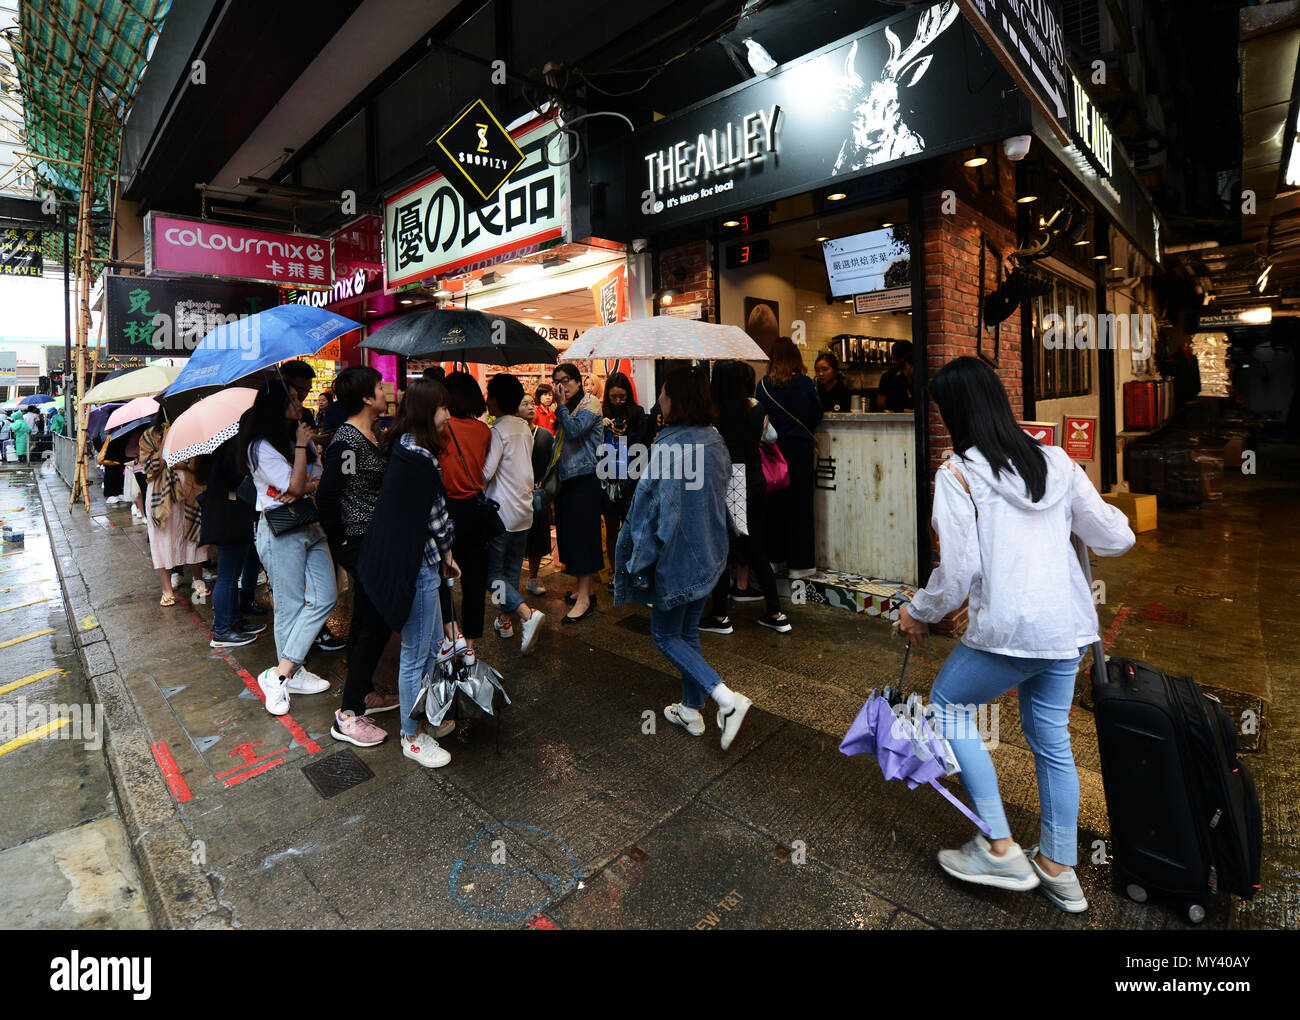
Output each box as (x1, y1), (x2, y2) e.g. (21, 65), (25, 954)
(550, 362), (604, 622)
(703, 360), (789, 634)
(358, 379), (461, 768)
(238, 379), (336, 717)
(599, 371), (648, 579)
(898, 357), (1134, 913)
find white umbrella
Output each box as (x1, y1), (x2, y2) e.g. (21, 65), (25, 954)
(565, 317), (769, 362)
(84, 364), (184, 404)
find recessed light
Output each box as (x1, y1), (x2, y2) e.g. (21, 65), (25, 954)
(1017, 195), (1037, 204)
(400, 299), (413, 305)
(723, 219), (740, 228)
(964, 156), (988, 168)
(1093, 253), (1108, 261)
(1074, 238), (1090, 246)
(816, 236), (829, 242)
(522, 307), (537, 312)
(541, 315), (554, 319)
(881, 221), (893, 228)
(827, 192), (847, 201)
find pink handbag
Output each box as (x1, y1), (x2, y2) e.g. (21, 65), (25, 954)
(760, 442), (789, 493)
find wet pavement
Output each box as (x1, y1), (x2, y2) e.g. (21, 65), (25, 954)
(0, 464), (149, 929)
(27, 443), (1300, 929)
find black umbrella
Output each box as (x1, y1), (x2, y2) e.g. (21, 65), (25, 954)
(359, 309), (560, 366)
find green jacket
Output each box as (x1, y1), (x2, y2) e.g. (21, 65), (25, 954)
(9, 412), (30, 455)
(50, 411), (66, 435)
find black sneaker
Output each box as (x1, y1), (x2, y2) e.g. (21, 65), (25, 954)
(314, 627), (345, 652)
(210, 630), (258, 649)
(729, 585), (763, 603)
(756, 612), (792, 634)
(698, 616), (734, 635)
(241, 600), (269, 616)
(237, 619), (268, 636)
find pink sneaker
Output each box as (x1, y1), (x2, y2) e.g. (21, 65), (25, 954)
(363, 691), (400, 716)
(330, 710), (387, 747)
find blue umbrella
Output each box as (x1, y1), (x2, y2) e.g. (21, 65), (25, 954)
(19, 394), (51, 407)
(164, 305), (362, 397)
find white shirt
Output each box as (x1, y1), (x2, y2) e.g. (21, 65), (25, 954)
(483, 414), (534, 532)
(248, 439), (322, 512)
(909, 445), (1135, 659)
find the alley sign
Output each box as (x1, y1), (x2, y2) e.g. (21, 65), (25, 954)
(145, 213), (334, 289)
(1070, 72), (1113, 177)
(384, 116), (570, 291)
(957, 0), (1071, 142)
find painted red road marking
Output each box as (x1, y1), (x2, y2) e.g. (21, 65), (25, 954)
(233, 667), (323, 753)
(215, 741), (290, 779)
(1102, 604), (1132, 651)
(150, 740), (193, 803)
(221, 758), (286, 787)
(528, 915), (559, 930)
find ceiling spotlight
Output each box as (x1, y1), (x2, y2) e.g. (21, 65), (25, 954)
(1093, 253), (1108, 261)
(816, 236), (829, 242)
(522, 307), (537, 312)
(400, 299), (413, 305)
(723, 219), (740, 228)
(827, 192), (847, 201)
(881, 221), (894, 228)
(1065, 214), (1087, 244)
(1017, 195), (1037, 204)
(964, 156), (988, 168)
(541, 315), (554, 320)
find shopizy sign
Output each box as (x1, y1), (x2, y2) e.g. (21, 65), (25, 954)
(384, 116), (569, 290)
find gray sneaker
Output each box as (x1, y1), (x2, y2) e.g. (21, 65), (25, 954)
(937, 834), (1040, 892)
(1026, 845), (1089, 912)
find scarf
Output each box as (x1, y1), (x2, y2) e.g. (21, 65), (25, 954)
(140, 424), (203, 543)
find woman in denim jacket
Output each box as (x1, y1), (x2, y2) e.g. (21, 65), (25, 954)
(551, 362), (605, 622)
(614, 368), (755, 751)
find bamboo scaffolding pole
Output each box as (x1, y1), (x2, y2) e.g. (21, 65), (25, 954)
(69, 74), (99, 512)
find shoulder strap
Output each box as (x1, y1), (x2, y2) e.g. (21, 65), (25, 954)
(446, 421), (484, 495)
(760, 377), (816, 439)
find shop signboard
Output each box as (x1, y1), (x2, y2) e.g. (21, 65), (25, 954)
(384, 116), (570, 291)
(1069, 72), (1113, 178)
(0, 350), (16, 384)
(853, 288), (911, 314)
(1063, 416), (1096, 460)
(44, 343), (148, 375)
(1018, 420), (1058, 446)
(104, 275), (279, 358)
(591, 265), (629, 326)
(0, 228), (44, 277)
(824, 225), (910, 298)
(430, 99), (528, 207)
(603, 3), (1022, 235)
(145, 213), (334, 289)
(956, 0), (1070, 142)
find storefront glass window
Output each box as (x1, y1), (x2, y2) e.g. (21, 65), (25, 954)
(1032, 272), (1093, 400)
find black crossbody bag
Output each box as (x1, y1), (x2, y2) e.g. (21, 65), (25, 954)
(448, 423), (506, 542)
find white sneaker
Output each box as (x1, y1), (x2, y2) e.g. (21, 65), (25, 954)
(717, 694), (753, 751)
(286, 666), (330, 694)
(1026, 846), (1089, 912)
(525, 579), (546, 596)
(493, 618), (514, 639)
(402, 732), (450, 768)
(664, 703), (705, 736)
(257, 668), (290, 716)
(937, 835), (1039, 892)
(462, 648), (477, 668)
(131, 506), (143, 520)
(170, 570), (183, 589)
(520, 611), (545, 655)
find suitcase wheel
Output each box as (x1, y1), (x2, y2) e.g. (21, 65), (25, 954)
(1187, 903), (1206, 925)
(1125, 883), (1148, 904)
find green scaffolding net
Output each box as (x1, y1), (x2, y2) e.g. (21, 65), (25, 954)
(7, 0), (172, 265)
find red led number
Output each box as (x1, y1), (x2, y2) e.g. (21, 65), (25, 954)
(740, 245), (750, 263)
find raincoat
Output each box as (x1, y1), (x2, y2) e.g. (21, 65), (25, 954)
(9, 412), (30, 456)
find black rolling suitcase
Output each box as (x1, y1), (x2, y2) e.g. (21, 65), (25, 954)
(1077, 540), (1262, 923)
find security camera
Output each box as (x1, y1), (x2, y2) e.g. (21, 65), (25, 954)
(1002, 135), (1033, 162)
(631, 238), (649, 253)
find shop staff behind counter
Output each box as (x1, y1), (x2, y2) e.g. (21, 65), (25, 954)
(875, 340), (915, 413)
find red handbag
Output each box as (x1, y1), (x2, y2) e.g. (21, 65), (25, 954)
(760, 442), (789, 493)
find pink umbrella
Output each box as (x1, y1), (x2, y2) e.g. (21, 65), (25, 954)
(162, 388), (257, 467)
(105, 396), (160, 431)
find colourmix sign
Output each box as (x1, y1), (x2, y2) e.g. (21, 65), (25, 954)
(145, 213), (334, 289)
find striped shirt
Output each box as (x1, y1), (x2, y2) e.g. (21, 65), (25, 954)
(400, 433), (455, 568)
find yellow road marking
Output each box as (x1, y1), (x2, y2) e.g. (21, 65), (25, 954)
(0, 580), (51, 592)
(0, 598), (50, 614)
(0, 549), (26, 557)
(0, 628), (54, 650)
(0, 716), (72, 758)
(0, 668), (61, 696)
(79, 616), (98, 631)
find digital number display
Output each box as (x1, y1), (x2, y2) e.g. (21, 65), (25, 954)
(725, 238), (770, 269)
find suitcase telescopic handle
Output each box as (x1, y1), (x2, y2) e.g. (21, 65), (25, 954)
(1072, 535), (1110, 691)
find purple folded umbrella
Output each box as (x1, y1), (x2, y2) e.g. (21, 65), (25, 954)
(840, 670), (991, 835)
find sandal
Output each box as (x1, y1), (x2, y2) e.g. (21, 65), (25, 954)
(159, 593), (176, 607)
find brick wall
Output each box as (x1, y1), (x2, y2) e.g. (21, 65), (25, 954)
(920, 152), (1023, 478)
(658, 240), (715, 322)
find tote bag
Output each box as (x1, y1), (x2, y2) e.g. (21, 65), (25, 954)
(760, 442), (789, 493)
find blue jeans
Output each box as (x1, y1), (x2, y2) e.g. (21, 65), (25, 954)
(929, 642), (1085, 865)
(213, 543), (260, 634)
(398, 562), (444, 738)
(650, 596), (723, 711)
(253, 518), (337, 666)
(486, 529), (529, 616)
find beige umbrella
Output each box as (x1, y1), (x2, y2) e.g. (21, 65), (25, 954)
(564, 317), (769, 361)
(83, 364), (184, 404)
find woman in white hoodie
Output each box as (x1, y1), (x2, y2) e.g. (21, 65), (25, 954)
(899, 357), (1134, 913)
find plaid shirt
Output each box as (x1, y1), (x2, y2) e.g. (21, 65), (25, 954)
(400, 433), (455, 568)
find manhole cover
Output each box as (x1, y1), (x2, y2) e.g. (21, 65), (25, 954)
(615, 614), (651, 635)
(301, 749), (375, 798)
